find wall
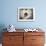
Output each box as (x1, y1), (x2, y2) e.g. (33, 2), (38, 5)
(0, 0), (46, 30)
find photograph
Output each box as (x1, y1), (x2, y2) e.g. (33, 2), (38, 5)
(0, 0), (45, 46)
(18, 7), (35, 21)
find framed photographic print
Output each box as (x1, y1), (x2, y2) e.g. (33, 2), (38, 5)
(18, 7), (35, 21)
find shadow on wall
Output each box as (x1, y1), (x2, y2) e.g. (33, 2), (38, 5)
(0, 24), (7, 43)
